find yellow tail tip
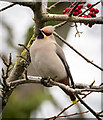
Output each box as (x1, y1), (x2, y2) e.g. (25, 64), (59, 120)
(72, 98), (77, 104)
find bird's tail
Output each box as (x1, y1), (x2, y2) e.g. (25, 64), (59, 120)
(60, 78), (77, 104)
(61, 87), (77, 104)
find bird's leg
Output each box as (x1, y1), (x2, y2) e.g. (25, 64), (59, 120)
(41, 76), (54, 87)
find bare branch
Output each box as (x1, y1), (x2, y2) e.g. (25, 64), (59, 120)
(53, 32), (103, 71)
(0, 1), (36, 11)
(76, 94), (102, 120)
(0, 3), (16, 12)
(1, 1), (102, 119)
(18, 44), (29, 52)
(81, 88), (103, 92)
(7, 35), (34, 82)
(98, 110), (103, 115)
(11, 2), (36, 9)
(42, 0), (48, 13)
(49, 79), (84, 95)
(33, 0), (45, 37)
(50, 92), (92, 120)
(47, 0), (71, 11)
(1, 54), (13, 110)
(9, 76), (101, 91)
(49, 79), (103, 93)
(97, 110), (103, 117)
(46, 111), (89, 119)
(74, 23), (83, 37)
(10, 76), (41, 87)
(43, 14), (103, 24)
(1, 74), (102, 114)
(54, 21), (67, 28)
(16, 55), (30, 63)
(55, 21), (83, 37)
(54, 20), (75, 29)
(1, 53), (12, 87)
(47, 0), (62, 11)
(1, 56), (9, 67)
(89, 80), (95, 88)
(74, 82), (100, 89)
(1, 76), (41, 111)
(69, 2), (80, 16)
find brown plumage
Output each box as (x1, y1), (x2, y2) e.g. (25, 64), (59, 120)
(30, 26), (77, 103)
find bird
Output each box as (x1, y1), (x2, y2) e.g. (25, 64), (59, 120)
(30, 26), (77, 104)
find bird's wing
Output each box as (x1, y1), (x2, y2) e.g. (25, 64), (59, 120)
(55, 43), (74, 88)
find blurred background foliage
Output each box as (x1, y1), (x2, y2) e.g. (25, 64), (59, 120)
(2, 85), (51, 118)
(0, 1), (83, 119)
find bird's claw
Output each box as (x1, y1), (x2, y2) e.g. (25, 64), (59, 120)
(41, 77), (53, 87)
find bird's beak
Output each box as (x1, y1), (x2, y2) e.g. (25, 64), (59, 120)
(44, 35), (47, 39)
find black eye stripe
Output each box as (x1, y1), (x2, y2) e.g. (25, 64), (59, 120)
(37, 30), (44, 39)
(37, 29), (52, 39)
(42, 31), (52, 36)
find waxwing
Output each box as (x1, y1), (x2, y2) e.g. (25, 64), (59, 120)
(30, 26), (77, 104)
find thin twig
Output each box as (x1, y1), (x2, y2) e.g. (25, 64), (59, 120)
(98, 110), (103, 115)
(97, 110), (103, 117)
(18, 44), (29, 52)
(16, 56), (30, 64)
(52, 91), (92, 120)
(1, 53), (12, 87)
(76, 94), (102, 120)
(51, 82), (101, 120)
(68, 1), (77, 9)
(18, 44), (31, 63)
(12, 2), (36, 9)
(89, 80), (95, 88)
(54, 21), (75, 29)
(100, 83), (103, 86)
(54, 21), (77, 30)
(46, 111), (89, 119)
(74, 80), (96, 89)
(81, 88), (103, 92)
(9, 53), (12, 65)
(47, 0), (62, 11)
(69, 2), (80, 16)
(0, 3), (16, 12)
(74, 23), (83, 37)
(55, 21), (67, 28)
(0, 2), (36, 12)
(53, 32), (103, 71)
(1, 56), (8, 67)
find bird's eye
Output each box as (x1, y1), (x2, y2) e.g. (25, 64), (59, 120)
(42, 31), (52, 36)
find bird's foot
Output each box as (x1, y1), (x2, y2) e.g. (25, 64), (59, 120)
(41, 76), (53, 87)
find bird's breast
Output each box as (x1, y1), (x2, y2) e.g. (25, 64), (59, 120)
(30, 41), (67, 81)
